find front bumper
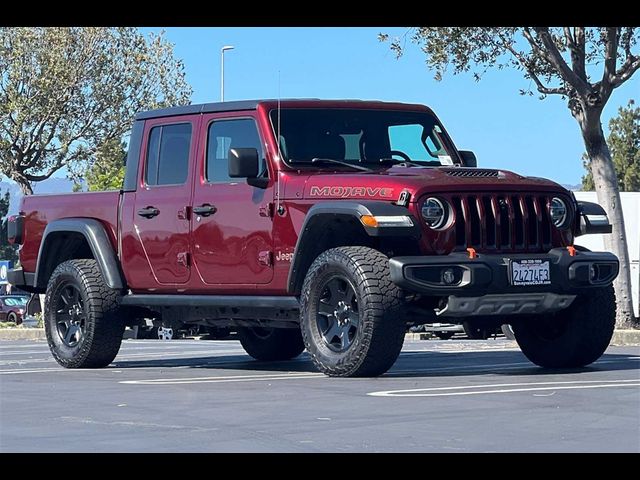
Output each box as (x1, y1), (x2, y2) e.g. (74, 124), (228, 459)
(389, 248), (619, 317)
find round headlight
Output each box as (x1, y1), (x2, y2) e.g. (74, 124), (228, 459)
(549, 197), (568, 228)
(422, 197), (450, 229)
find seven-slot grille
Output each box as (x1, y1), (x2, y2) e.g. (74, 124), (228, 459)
(450, 194), (559, 252)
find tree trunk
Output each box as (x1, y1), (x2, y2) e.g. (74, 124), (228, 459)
(12, 174), (33, 195)
(581, 120), (636, 328)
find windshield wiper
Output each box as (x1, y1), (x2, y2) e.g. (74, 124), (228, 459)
(378, 158), (425, 168)
(310, 158), (373, 172)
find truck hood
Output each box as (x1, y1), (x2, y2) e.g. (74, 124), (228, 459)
(294, 166), (567, 202)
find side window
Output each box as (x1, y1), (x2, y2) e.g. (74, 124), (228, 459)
(206, 118), (265, 183)
(145, 123), (192, 186)
(388, 124), (444, 161)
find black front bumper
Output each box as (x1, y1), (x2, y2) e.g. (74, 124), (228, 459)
(389, 247), (618, 299)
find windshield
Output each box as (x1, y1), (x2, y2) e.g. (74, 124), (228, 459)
(3, 297), (28, 306)
(269, 108), (458, 168)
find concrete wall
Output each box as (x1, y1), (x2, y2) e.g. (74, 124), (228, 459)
(573, 192), (639, 318)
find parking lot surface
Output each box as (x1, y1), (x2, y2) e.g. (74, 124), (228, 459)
(1, 338), (638, 452)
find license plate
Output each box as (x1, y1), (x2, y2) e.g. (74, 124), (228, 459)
(510, 259), (551, 286)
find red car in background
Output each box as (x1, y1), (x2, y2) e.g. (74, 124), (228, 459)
(0, 295), (29, 325)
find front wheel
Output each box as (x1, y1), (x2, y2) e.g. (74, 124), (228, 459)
(44, 259), (125, 368)
(512, 286), (616, 368)
(300, 246), (406, 377)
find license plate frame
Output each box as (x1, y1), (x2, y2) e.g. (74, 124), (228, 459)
(510, 259), (551, 286)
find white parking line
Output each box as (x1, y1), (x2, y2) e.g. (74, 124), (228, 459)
(368, 379), (640, 397)
(120, 372), (324, 385)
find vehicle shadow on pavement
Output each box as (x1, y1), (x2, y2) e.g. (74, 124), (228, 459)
(112, 350), (640, 378)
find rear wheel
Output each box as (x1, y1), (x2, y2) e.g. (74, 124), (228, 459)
(237, 327), (305, 361)
(44, 259), (125, 368)
(300, 246), (406, 377)
(512, 286), (615, 368)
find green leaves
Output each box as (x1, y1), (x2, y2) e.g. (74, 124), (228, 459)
(0, 27), (192, 194)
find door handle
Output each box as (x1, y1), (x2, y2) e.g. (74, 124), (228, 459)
(137, 206), (160, 219)
(192, 204), (217, 217)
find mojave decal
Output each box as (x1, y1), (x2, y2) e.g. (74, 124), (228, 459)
(309, 186), (394, 198)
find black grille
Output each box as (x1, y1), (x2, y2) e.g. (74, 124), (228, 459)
(451, 194), (555, 252)
(443, 168), (501, 178)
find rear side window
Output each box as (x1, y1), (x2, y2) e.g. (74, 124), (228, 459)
(206, 119), (265, 183)
(145, 123), (192, 186)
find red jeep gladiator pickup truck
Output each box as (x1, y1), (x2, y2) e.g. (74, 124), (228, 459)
(7, 99), (619, 377)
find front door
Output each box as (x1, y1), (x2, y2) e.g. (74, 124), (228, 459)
(132, 115), (198, 286)
(191, 114), (275, 285)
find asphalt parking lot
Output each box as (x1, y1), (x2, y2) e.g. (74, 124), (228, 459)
(1, 337), (638, 452)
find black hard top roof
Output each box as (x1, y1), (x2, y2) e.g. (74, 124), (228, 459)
(135, 100), (263, 120)
(134, 99), (427, 120)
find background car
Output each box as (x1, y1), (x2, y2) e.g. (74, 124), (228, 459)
(0, 295), (30, 325)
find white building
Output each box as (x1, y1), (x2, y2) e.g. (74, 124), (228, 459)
(573, 192), (640, 319)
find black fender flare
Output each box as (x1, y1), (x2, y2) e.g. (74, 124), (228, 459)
(286, 201), (420, 294)
(34, 218), (125, 290)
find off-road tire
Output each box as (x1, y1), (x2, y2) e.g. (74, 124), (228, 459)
(44, 259), (125, 368)
(300, 246), (406, 377)
(512, 285), (616, 368)
(237, 327), (305, 361)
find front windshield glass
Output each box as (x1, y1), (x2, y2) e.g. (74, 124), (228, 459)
(269, 108), (458, 168)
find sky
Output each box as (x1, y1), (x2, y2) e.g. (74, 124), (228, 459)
(139, 27), (638, 186)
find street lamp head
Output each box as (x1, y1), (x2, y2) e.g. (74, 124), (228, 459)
(221, 45), (235, 52)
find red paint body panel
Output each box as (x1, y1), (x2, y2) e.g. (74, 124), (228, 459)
(122, 114), (200, 289)
(19, 191), (120, 273)
(17, 99), (575, 296)
(190, 111), (275, 287)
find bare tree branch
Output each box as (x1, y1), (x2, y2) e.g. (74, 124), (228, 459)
(573, 27), (586, 81)
(601, 27), (619, 97)
(611, 56), (640, 88)
(533, 27), (591, 96)
(496, 30), (567, 96)
(565, 27), (587, 81)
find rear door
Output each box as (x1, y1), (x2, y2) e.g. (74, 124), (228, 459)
(131, 115), (198, 286)
(190, 113), (275, 285)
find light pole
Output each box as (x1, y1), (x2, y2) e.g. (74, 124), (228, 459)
(220, 45), (234, 102)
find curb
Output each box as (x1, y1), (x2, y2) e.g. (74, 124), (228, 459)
(0, 328), (46, 341)
(610, 329), (640, 346)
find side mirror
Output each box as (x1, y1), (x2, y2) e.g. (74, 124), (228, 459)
(576, 201), (612, 236)
(228, 148), (259, 178)
(459, 150), (477, 168)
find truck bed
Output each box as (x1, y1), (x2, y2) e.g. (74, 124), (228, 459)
(19, 191), (121, 273)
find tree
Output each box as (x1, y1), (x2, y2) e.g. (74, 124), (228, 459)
(380, 27), (639, 326)
(582, 100), (640, 191)
(72, 138), (126, 192)
(0, 190), (18, 264)
(0, 27), (192, 195)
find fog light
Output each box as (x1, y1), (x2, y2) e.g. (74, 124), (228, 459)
(442, 268), (456, 285)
